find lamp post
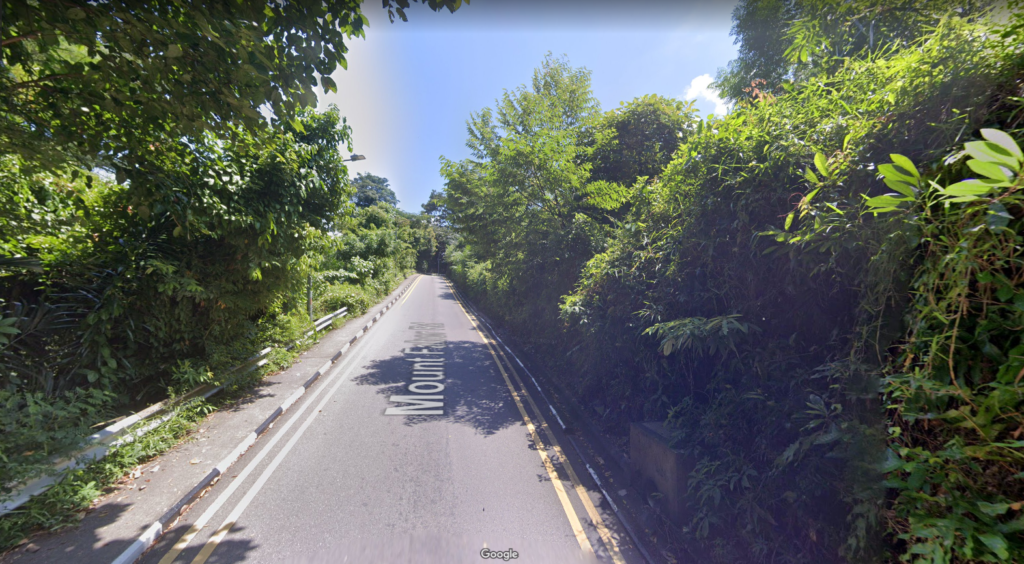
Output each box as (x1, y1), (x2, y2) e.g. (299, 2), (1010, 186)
(309, 154), (366, 322)
(308, 272), (313, 321)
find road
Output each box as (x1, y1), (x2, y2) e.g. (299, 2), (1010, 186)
(141, 275), (643, 564)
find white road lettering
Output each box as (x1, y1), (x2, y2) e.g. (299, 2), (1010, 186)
(383, 395), (444, 415)
(386, 322), (447, 415)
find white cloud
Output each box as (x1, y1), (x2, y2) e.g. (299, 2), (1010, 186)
(683, 74), (731, 116)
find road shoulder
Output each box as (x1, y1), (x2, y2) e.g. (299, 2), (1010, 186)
(0, 276), (417, 564)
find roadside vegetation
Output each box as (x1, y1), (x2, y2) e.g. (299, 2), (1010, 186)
(439, 2), (1024, 561)
(0, 0), (448, 549)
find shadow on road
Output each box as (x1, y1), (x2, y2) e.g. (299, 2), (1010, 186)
(352, 339), (522, 437)
(1, 501), (134, 564)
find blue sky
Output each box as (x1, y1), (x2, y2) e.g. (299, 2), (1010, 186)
(317, 0), (739, 213)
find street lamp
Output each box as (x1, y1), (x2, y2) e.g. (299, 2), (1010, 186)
(345, 154), (366, 162)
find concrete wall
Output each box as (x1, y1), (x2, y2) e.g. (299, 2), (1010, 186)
(629, 421), (695, 525)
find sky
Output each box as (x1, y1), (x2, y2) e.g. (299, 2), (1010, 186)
(316, 0), (739, 214)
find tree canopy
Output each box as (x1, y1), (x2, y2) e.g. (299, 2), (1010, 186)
(440, 9), (1024, 562)
(714, 0), (997, 102)
(351, 172), (398, 208)
(0, 0), (464, 172)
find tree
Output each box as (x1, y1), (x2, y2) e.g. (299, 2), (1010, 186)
(1, 107), (356, 397)
(352, 173), (398, 208)
(0, 0), (464, 172)
(451, 53), (607, 229)
(713, 0), (793, 102)
(714, 0), (996, 102)
(440, 54), (620, 332)
(591, 94), (699, 188)
(420, 189), (449, 226)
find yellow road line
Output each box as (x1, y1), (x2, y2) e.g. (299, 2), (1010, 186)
(158, 524), (199, 564)
(447, 280), (626, 564)
(485, 319), (627, 563)
(400, 274), (423, 305)
(190, 519), (232, 564)
(445, 280), (595, 556)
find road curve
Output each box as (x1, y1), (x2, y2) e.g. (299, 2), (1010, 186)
(141, 275), (642, 564)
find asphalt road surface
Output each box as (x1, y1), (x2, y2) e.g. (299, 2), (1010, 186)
(141, 275), (643, 564)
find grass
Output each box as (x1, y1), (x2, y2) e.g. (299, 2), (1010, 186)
(0, 274), (409, 554)
(0, 398), (211, 552)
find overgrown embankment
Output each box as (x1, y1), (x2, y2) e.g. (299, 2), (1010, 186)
(0, 0), (447, 549)
(441, 5), (1024, 562)
(0, 113), (433, 544)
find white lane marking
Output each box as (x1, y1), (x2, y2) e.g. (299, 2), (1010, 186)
(479, 317), (568, 430)
(188, 335), (380, 564)
(158, 334), (379, 564)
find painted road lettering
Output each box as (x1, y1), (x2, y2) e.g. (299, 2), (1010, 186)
(385, 322), (446, 415)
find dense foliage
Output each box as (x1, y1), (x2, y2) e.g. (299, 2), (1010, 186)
(351, 172), (399, 208)
(0, 0), (462, 171)
(0, 106), (430, 496)
(0, 0), (452, 517)
(441, 3), (1023, 562)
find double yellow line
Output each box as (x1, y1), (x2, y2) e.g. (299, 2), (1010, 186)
(445, 279), (626, 564)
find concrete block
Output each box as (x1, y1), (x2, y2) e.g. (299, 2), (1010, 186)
(629, 421), (694, 525)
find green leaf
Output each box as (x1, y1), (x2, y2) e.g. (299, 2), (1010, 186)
(166, 44), (183, 58)
(814, 153), (828, 178)
(882, 177), (916, 198)
(987, 202), (1013, 230)
(944, 195), (983, 203)
(889, 154), (920, 179)
(967, 159), (1012, 182)
(879, 448), (904, 473)
(878, 163), (916, 183)
(941, 180), (999, 196)
(977, 502), (1011, 516)
(996, 283), (1014, 302)
(980, 129), (1023, 162)
(864, 194), (911, 208)
(321, 75), (337, 93)
(784, 212), (794, 231)
(965, 141), (1019, 172)
(977, 533), (1010, 560)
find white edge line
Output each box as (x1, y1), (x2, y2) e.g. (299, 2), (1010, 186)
(108, 279), (413, 564)
(110, 522), (163, 564)
(216, 432), (258, 475)
(454, 282), (655, 564)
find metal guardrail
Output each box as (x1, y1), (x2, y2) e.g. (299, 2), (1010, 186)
(0, 307), (348, 516)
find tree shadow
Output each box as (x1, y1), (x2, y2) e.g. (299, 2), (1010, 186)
(218, 377), (286, 413)
(351, 339), (522, 437)
(138, 523), (258, 564)
(3, 501), (145, 563)
(202, 537), (259, 564)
